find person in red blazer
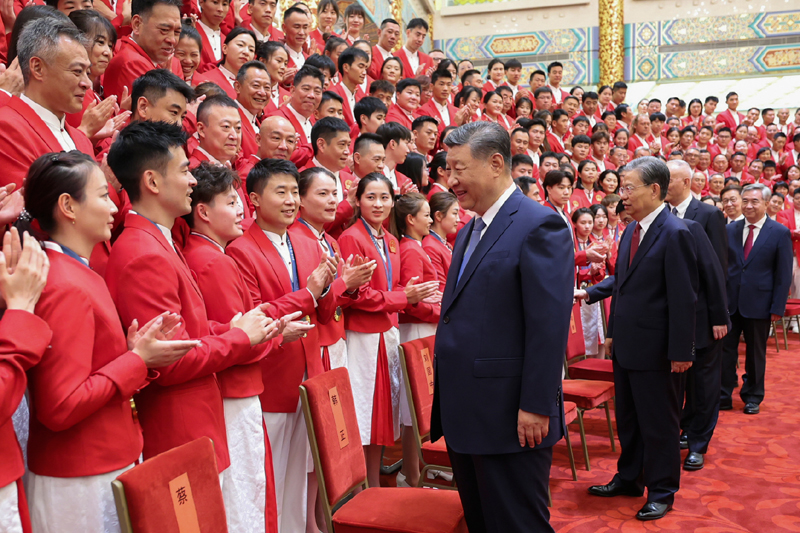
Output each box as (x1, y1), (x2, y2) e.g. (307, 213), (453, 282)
(234, 61), (270, 161)
(256, 42), (291, 115)
(393, 18), (433, 79)
(377, 122), (415, 195)
(226, 158), (345, 533)
(368, 19), (400, 81)
(242, 0), (283, 41)
(330, 47), (368, 130)
(238, 115), (298, 183)
(273, 65), (324, 168)
(0, 229), (51, 533)
(778, 190), (800, 275)
(309, 0), (339, 52)
(423, 191), (458, 292)
(715, 92), (745, 132)
(192, 27), (257, 99)
(0, 20), (94, 190)
(570, 160), (605, 211)
(22, 151), (199, 532)
(281, 6), (310, 74)
(337, 173), (438, 489)
(183, 163), (288, 533)
(385, 78), (421, 131)
(104, 0), (184, 100)
(194, 0), (230, 74)
(415, 69), (465, 136)
(106, 121), (276, 476)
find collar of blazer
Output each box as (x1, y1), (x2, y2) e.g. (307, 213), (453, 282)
(246, 221), (295, 295)
(442, 188), (523, 313)
(620, 206), (669, 287)
(10, 96), (65, 152)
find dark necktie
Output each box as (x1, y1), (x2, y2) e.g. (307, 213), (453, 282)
(672, 206), (679, 216)
(458, 217), (486, 282)
(744, 224), (756, 259)
(629, 224), (641, 266)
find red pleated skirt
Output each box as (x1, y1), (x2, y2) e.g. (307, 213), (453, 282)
(370, 332), (395, 446)
(322, 345), (331, 373)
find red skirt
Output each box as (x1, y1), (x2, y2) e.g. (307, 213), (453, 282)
(322, 345), (331, 373)
(370, 333), (395, 446)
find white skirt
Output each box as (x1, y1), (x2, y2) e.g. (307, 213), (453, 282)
(322, 337), (348, 371)
(27, 463), (133, 533)
(222, 396), (267, 533)
(345, 328), (401, 445)
(398, 323), (438, 426)
(0, 481), (22, 533)
(580, 299), (604, 356)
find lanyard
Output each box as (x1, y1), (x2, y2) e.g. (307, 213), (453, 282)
(189, 232), (224, 252)
(48, 241), (90, 269)
(297, 218), (335, 258)
(285, 233), (300, 292)
(429, 230), (452, 252)
(361, 218), (392, 290)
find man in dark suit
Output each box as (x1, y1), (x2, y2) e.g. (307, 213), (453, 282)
(666, 160), (730, 471)
(431, 122), (574, 532)
(587, 157), (698, 521)
(722, 183), (793, 414)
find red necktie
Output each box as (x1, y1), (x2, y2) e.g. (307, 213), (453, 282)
(629, 224), (641, 266)
(744, 224), (756, 259)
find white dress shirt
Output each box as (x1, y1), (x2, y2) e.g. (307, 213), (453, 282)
(479, 182), (517, 239)
(375, 45), (392, 62)
(637, 202), (666, 244)
(743, 215), (767, 246)
(670, 194), (693, 219)
(727, 214), (745, 225)
(264, 229), (294, 281)
(547, 84), (563, 104)
(20, 94), (76, 152)
(270, 84), (281, 109)
(434, 99), (450, 127)
(303, 221), (332, 256)
(287, 103), (312, 141)
(341, 83), (356, 121)
(198, 20), (222, 61)
(403, 46), (419, 74)
(287, 46), (305, 69)
(383, 166), (398, 191)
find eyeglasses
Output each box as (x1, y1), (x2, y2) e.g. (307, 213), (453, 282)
(618, 184), (649, 197)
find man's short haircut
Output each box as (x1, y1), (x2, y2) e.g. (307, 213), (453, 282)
(412, 115), (438, 132)
(591, 131), (610, 143)
(443, 122), (511, 172)
(612, 81), (627, 91)
(533, 86), (553, 99)
(705, 96), (719, 104)
(543, 169), (574, 190)
(196, 94), (238, 125)
(649, 98), (662, 105)
(540, 150), (559, 163)
(614, 104), (630, 121)
(431, 68), (452, 85)
(236, 60), (268, 85)
(319, 90), (343, 107)
(108, 121), (188, 204)
(293, 64), (325, 87)
(649, 112), (666, 123)
(247, 158), (299, 196)
(353, 96), (387, 129)
(726, 91), (738, 101)
(406, 17), (428, 31)
(283, 6), (306, 21)
(731, 151), (746, 161)
(529, 118), (547, 131)
(185, 162), (241, 227)
(720, 184), (743, 198)
(132, 0), (181, 18)
(764, 160), (777, 170)
(396, 77), (421, 95)
(510, 127), (527, 138)
(304, 53), (336, 78)
(495, 85), (512, 97)
(625, 156), (670, 200)
(380, 18), (400, 29)
(194, 81), (227, 99)
(582, 91), (598, 102)
(370, 79), (395, 96)
(515, 176), (537, 195)
(353, 132), (384, 154)
(546, 61), (562, 73)
(505, 59), (522, 70)
(572, 134), (591, 147)
(762, 107), (774, 117)
(460, 69), (480, 86)
(18, 18), (88, 85)
(573, 116), (590, 127)
(337, 46), (369, 75)
(377, 122), (412, 147)
(529, 69), (546, 82)
(512, 154), (533, 168)
(552, 109), (568, 122)
(310, 116), (349, 156)
(132, 68), (195, 109)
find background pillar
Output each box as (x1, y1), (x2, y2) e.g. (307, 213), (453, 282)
(598, 0), (625, 86)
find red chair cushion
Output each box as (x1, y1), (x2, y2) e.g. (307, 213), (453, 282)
(568, 358), (614, 382)
(301, 368), (367, 507)
(421, 437), (451, 467)
(562, 380), (615, 410)
(115, 437), (228, 533)
(564, 401), (578, 425)
(399, 337), (436, 437)
(784, 304), (800, 317)
(333, 487), (467, 533)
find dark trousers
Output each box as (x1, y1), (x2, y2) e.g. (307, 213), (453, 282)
(447, 445), (554, 533)
(721, 311), (769, 405)
(613, 359), (683, 505)
(680, 340), (722, 454)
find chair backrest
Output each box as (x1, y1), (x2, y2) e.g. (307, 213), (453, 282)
(113, 437), (228, 533)
(398, 335), (436, 438)
(300, 367), (367, 509)
(566, 301), (586, 362)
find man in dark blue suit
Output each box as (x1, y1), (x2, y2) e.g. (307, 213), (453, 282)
(666, 160), (730, 471)
(721, 183), (792, 414)
(430, 122), (574, 532)
(587, 157), (698, 521)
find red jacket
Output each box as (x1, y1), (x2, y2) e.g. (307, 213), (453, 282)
(309, 28), (337, 54)
(330, 81), (365, 130)
(398, 237), (440, 324)
(238, 105), (260, 160)
(192, 66), (237, 99)
(337, 220), (408, 333)
(0, 96), (94, 189)
(415, 99), (457, 135)
(274, 104), (314, 168)
(368, 45), (389, 81)
(226, 222), (346, 411)
(188, 148), (255, 227)
(0, 310), (50, 487)
(546, 131), (567, 154)
(104, 36), (183, 100)
(106, 212), (254, 472)
(778, 208), (800, 263)
(195, 22), (223, 74)
(393, 48), (433, 79)
(422, 233), (451, 293)
(265, 85), (290, 116)
(29, 250), (149, 478)
(570, 188), (605, 212)
(385, 103), (414, 131)
(715, 109), (744, 131)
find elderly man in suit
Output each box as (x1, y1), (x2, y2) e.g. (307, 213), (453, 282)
(587, 157), (698, 521)
(431, 122), (574, 532)
(666, 160), (730, 470)
(722, 183), (792, 414)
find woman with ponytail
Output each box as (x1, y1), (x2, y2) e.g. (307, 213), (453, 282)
(22, 151), (199, 533)
(423, 191), (459, 292)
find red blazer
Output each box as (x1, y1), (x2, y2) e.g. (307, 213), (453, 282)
(546, 131), (566, 154)
(192, 66), (237, 99)
(0, 96), (94, 189)
(226, 223), (344, 411)
(309, 29), (337, 53)
(285, 48), (309, 72)
(97, 0), (130, 34)
(715, 109), (744, 131)
(398, 237), (440, 324)
(337, 220), (408, 333)
(104, 36), (183, 100)
(13, 0), (43, 13)
(30, 250), (149, 478)
(368, 45), (388, 81)
(182, 0), (234, 34)
(265, 85), (291, 116)
(106, 212), (254, 472)
(393, 48), (433, 79)
(570, 188), (605, 212)
(65, 87), (101, 130)
(415, 99), (457, 135)
(778, 208), (800, 263)
(238, 106), (260, 160)
(385, 103), (414, 131)
(422, 233), (451, 293)
(275, 104), (313, 168)
(0, 310), (50, 487)
(330, 81), (365, 130)
(189, 148), (255, 226)
(183, 233), (277, 398)
(195, 22), (222, 74)
(480, 113), (514, 130)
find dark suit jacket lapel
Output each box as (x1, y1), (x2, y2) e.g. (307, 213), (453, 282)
(621, 207), (668, 286)
(732, 219), (745, 262)
(685, 198), (700, 221)
(744, 219), (772, 266)
(441, 217), (471, 311)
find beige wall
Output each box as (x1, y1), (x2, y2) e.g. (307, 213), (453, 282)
(625, 0), (800, 24)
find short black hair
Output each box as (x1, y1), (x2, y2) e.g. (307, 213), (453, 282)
(407, 17), (428, 31)
(380, 18), (400, 29)
(412, 115), (438, 132)
(430, 68), (452, 85)
(283, 6), (307, 21)
(461, 69), (480, 85)
(396, 77), (421, 95)
(543, 169), (574, 191)
(293, 64), (325, 88)
(319, 90), (343, 108)
(305, 53), (336, 78)
(354, 96), (387, 129)
(705, 96), (719, 104)
(505, 59), (522, 70)
(108, 121), (188, 203)
(547, 61), (562, 73)
(298, 167), (336, 197)
(247, 158), (299, 196)
(377, 122), (412, 147)
(495, 85), (512, 97)
(512, 154), (533, 168)
(726, 91), (738, 101)
(132, 0), (181, 18)
(185, 162), (241, 227)
(529, 69), (546, 82)
(131, 69), (194, 112)
(337, 46), (369, 75)
(310, 116), (350, 156)
(236, 60), (268, 85)
(572, 134), (591, 147)
(370, 79), (395, 95)
(649, 112), (666, 122)
(612, 81), (627, 91)
(515, 176), (537, 195)
(582, 91), (598, 102)
(196, 94), (238, 125)
(354, 132), (384, 154)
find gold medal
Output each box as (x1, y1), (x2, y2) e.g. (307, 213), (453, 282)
(303, 315), (311, 323)
(334, 306), (342, 322)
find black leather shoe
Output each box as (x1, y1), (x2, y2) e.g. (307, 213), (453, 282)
(679, 433), (688, 450)
(744, 402), (760, 414)
(587, 479), (643, 498)
(719, 401), (732, 411)
(636, 502), (672, 521)
(683, 452), (704, 471)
